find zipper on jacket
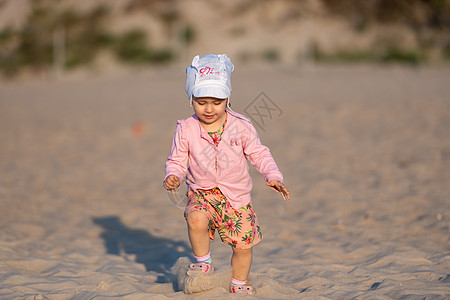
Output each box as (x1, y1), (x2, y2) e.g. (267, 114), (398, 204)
(214, 144), (219, 173)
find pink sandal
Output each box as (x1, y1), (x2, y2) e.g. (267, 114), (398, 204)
(189, 262), (214, 274)
(231, 285), (254, 295)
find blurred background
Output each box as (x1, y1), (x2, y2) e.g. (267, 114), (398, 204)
(1, 0), (450, 78)
(1, 1), (450, 298)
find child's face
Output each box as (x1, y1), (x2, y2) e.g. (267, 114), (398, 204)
(192, 97), (227, 127)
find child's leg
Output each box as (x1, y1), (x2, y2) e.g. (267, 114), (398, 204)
(231, 247), (252, 281)
(186, 211), (210, 257)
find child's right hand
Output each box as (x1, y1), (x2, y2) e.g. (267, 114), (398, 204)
(163, 175), (180, 190)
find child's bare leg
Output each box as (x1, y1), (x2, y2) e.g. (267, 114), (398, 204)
(186, 211), (210, 256)
(231, 247), (252, 281)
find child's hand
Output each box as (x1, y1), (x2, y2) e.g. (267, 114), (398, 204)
(164, 175), (180, 190)
(266, 180), (291, 201)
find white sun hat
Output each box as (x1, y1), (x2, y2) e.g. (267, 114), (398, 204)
(185, 54), (234, 107)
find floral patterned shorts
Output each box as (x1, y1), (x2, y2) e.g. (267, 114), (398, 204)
(184, 187), (263, 249)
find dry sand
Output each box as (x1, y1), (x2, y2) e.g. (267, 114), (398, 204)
(1, 64), (449, 299)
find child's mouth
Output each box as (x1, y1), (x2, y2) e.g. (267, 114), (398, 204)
(204, 115), (214, 119)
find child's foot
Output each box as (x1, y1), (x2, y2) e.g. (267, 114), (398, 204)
(230, 285), (254, 295)
(188, 262), (214, 274)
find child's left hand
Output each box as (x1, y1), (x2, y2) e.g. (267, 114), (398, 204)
(266, 180), (291, 201)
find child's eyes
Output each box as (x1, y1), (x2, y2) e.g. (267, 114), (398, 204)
(197, 102), (223, 105)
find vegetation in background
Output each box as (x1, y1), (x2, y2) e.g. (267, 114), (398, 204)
(179, 25), (196, 45)
(261, 49), (280, 62)
(0, 1), (175, 77)
(0, 3), (113, 76)
(115, 30), (152, 63)
(114, 29), (173, 64)
(312, 44), (425, 66)
(381, 48), (424, 64)
(322, 0), (450, 30)
(1, 0), (449, 77)
(61, 6), (114, 69)
(322, 0), (450, 62)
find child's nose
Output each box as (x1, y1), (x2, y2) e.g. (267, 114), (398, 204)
(205, 104), (214, 112)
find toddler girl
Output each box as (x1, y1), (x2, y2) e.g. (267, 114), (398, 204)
(163, 54), (290, 295)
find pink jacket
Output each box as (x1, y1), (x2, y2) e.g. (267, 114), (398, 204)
(165, 109), (283, 209)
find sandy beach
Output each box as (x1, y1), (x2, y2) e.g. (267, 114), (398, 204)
(1, 64), (449, 299)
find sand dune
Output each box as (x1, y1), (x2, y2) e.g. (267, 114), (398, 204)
(1, 65), (449, 299)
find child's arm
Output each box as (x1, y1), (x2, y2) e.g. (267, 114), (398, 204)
(243, 123), (290, 200)
(164, 122), (188, 190)
(243, 123), (282, 182)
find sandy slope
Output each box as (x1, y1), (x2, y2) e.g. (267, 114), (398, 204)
(1, 65), (449, 299)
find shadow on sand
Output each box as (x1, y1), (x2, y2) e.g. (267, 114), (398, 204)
(93, 216), (193, 284)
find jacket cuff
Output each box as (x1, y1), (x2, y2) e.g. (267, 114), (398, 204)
(164, 172), (185, 182)
(266, 174), (283, 183)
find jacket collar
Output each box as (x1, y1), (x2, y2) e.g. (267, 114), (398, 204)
(193, 111), (233, 145)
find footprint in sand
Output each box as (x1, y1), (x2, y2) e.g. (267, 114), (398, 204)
(171, 257), (299, 298)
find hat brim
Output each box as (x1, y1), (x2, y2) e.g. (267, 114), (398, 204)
(192, 86), (229, 99)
